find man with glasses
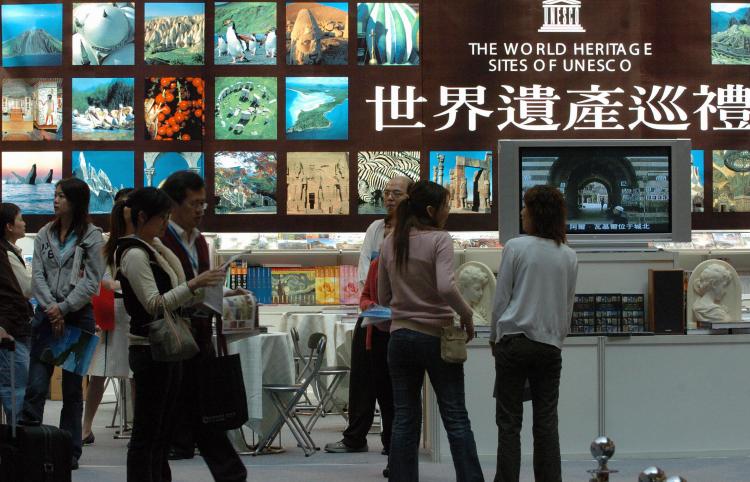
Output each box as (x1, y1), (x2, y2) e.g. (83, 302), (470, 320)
(325, 175), (412, 460)
(160, 171), (247, 482)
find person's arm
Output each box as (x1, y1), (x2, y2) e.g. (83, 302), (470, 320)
(121, 248), (194, 316)
(59, 232), (106, 315)
(358, 222), (378, 288)
(377, 247), (392, 308)
(490, 243), (515, 344)
(9, 252), (32, 299)
(434, 233), (473, 321)
(31, 233), (56, 309)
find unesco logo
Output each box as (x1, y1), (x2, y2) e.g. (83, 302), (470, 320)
(724, 150), (750, 173)
(538, 0), (586, 33)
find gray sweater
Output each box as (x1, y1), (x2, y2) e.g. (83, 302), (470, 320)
(490, 236), (578, 349)
(32, 222), (105, 316)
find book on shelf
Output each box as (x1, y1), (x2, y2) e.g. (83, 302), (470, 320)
(570, 293), (646, 334)
(339, 265), (360, 305)
(272, 267), (317, 304)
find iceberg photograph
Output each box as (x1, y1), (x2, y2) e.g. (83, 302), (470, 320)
(215, 2), (277, 65)
(2, 4), (63, 67)
(285, 77), (348, 140)
(215, 151), (277, 214)
(72, 151), (135, 214)
(72, 78), (135, 141)
(1, 151), (62, 214)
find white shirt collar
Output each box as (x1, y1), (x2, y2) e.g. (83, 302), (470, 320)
(168, 220), (200, 248)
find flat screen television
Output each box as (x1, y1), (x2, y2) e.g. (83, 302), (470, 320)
(498, 139), (692, 245)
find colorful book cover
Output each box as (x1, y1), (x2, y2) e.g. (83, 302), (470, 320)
(328, 266), (340, 304)
(315, 267), (326, 304)
(272, 267), (316, 304)
(340, 265), (360, 305)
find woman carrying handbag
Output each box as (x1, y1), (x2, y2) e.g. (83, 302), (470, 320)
(115, 187), (225, 482)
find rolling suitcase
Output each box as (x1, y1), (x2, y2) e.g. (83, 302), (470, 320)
(0, 338), (73, 482)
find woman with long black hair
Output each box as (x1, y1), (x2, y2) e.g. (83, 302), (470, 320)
(378, 180), (483, 482)
(116, 187), (225, 482)
(24, 177), (105, 470)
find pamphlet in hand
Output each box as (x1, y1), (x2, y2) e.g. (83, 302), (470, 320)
(360, 304), (392, 326)
(35, 324), (99, 376)
(203, 250), (253, 314)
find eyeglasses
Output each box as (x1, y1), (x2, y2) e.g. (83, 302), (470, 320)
(383, 190), (406, 199)
(186, 201), (208, 211)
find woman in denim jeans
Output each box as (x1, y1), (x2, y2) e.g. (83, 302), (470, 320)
(378, 180), (484, 482)
(490, 185), (578, 482)
(24, 178), (105, 470)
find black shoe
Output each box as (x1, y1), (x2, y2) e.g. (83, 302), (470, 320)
(324, 440), (368, 453)
(82, 433), (95, 446)
(71, 458), (79, 470)
(381, 448), (389, 456)
(167, 449), (194, 460)
(382, 464), (389, 478)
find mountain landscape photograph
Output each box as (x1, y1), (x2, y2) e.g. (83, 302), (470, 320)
(2, 4), (63, 67)
(145, 3), (205, 65)
(711, 3), (750, 64)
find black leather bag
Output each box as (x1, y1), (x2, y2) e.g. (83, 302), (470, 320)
(197, 334), (248, 431)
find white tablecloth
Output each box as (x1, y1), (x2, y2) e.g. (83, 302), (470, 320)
(228, 332), (295, 440)
(278, 313), (357, 403)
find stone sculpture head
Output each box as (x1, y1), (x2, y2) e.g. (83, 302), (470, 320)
(457, 264), (490, 307)
(289, 9), (323, 65)
(694, 263), (732, 302)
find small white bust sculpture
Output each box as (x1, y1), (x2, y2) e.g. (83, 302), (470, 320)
(687, 259), (742, 329)
(456, 261), (496, 327)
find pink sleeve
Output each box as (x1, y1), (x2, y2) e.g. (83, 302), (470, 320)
(434, 232), (473, 320)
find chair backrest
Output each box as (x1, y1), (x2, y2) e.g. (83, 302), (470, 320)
(299, 333), (327, 385)
(290, 326), (303, 359)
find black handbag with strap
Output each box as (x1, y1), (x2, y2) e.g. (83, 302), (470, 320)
(196, 326), (248, 431)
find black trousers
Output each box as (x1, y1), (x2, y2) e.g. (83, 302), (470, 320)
(493, 335), (562, 482)
(170, 345), (247, 482)
(128, 346), (182, 482)
(342, 317), (394, 450)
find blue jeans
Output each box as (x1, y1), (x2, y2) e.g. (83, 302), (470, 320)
(387, 329), (483, 482)
(0, 337), (30, 426)
(23, 305), (95, 461)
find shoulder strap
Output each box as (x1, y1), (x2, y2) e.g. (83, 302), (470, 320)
(115, 237), (158, 272)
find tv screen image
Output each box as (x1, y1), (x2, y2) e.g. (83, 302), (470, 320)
(520, 146), (671, 235)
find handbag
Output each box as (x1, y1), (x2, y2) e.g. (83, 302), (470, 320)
(196, 329), (248, 430)
(148, 306), (199, 362)
(441, 318), (467, 363)
(91, 282), (115, 331)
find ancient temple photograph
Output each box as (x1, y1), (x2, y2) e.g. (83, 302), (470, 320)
(286, 2), (348, 65)
(286, 152), (349, 215)
(429, 151), (492, 214)
(144, 3), (205, 65)
(1, 78), (63, 141)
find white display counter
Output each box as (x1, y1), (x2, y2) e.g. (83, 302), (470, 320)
(429, 334), (750, 462)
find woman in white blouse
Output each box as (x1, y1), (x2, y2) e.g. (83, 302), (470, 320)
(115, 187), (224, 482)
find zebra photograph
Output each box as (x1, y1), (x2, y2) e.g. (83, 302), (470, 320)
(357, 151), (420, 214)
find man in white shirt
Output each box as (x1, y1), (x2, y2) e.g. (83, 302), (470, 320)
(326, 175), (412, 455)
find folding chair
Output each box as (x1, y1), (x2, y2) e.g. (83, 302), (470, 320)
(290, 327), (317, 411)
(261, 333), (327, 456)
(305, 363), (350, 432)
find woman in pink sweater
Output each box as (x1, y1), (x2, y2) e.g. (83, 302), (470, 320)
(378, 180), (483, 482)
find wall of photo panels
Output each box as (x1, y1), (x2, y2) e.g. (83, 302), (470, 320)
(0, 1), (748, 233)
